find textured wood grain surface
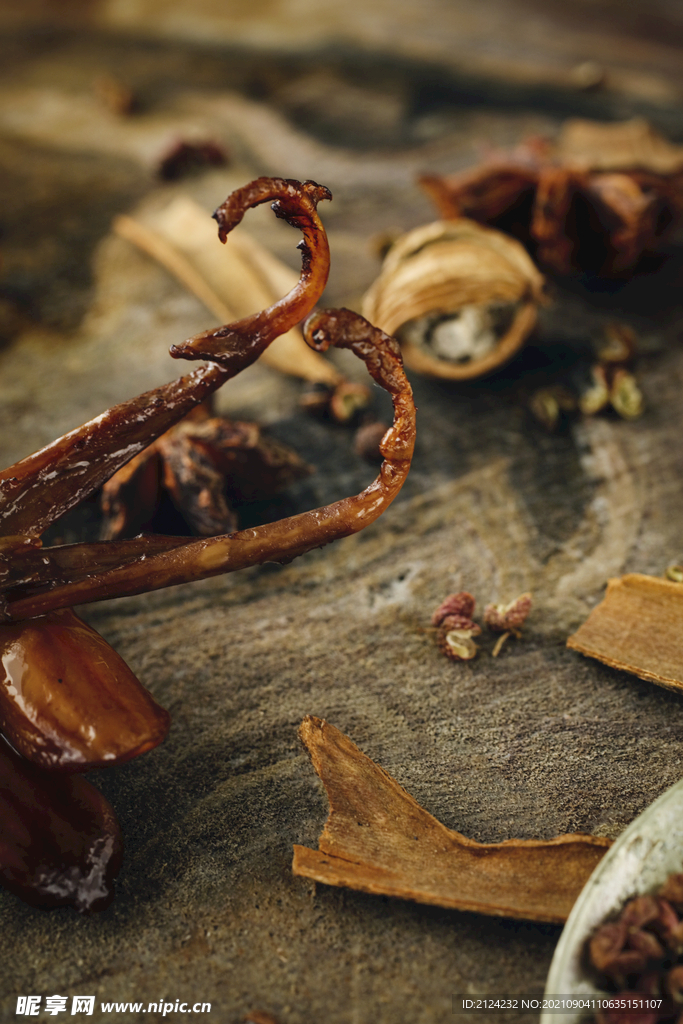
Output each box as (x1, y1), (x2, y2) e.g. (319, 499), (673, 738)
(1, 6), (683, 1023)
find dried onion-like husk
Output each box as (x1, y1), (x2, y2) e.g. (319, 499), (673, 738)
(362, 219), (545, 380)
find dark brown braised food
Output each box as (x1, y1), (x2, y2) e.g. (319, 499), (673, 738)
(0, 176), (416, 911)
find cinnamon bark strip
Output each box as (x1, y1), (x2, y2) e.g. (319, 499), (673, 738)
(292, 717), (610, 924)
(567, 573), (683, 692)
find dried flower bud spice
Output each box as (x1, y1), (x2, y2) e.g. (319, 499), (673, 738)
(431, 591), (476, 627)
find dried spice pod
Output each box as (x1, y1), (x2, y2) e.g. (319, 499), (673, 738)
(0, 737), (123, 911)
(362, 219), (545, 380)
(102, 401), (312, 541)
(437, 620), (480, 661)
(0, 608), (170, 770)
(484, 593), (532, 633)
(420, 118), (683, 278)
(293, 717), (610, 922)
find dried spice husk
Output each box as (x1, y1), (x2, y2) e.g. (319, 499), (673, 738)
(419, 118), (683, 278)
(0, 608), (170, 770)
(292, 717), (610, 923)
(567, 574), (683, 693)
(362, 219), (545, 380)
(0, 736), (123, 911)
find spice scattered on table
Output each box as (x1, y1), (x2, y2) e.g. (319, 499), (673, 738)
(292, 716), (610, 923)
(528, 322), (644, 430)
(432, 591), (532, 659)
(485, 592), (532, 657)
(432, 591), (482, 661)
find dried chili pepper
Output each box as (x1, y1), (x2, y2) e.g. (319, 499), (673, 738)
(0, 176), (416, 910)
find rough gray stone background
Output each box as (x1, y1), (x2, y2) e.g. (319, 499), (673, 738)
(1, 2), (683, 1021)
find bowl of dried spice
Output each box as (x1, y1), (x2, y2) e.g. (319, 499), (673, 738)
(543, 777), (683, 1024)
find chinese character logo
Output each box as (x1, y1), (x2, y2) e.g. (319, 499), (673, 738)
(45, 996), (68, 1015)
(16, 996), (41, 1016)
(71, 997), (95, 1016)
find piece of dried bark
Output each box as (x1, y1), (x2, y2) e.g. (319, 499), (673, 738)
(567, 574), (683, 692)
(292, 717), (610, 923)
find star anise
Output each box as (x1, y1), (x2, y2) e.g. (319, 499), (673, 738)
(101, 399), (312, 540)
(420, 118), (683, 278)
